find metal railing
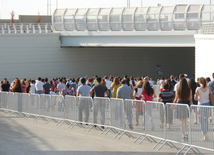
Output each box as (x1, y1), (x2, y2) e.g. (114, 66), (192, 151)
(196, 22), (214, 34)
(52, 4), (214, 32)
(0, 23), (53, 34)
(1, 91), (214, 155)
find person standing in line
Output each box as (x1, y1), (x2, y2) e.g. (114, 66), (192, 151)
(57, 79), (66, 95)
(174, 74), (185, 92)
(77, 78), (91, 123)
(188, 78), (198, 124)
(195, 77), (211, 141)
(117, 79), (134, 130)
(133, 81), (144, 126)
(141, 81), (157, 130)
(159, 77), (165, 92)
(0, 81), (3, 92)
(173, 78), (192, 142)
(158, 82), (174, 129)
(42, 78), (51, 95)
(1, 78), (10, 92)
(70, 78), (78, 96)
(207, 73), (214, 93)
(41, 78), (52, 111)
(35, 77), (43, 94)
(110, 77), (121, 98)
(30, 80), (36, 94)
(21, 79), (27, 93)
(104, 76), (112, 98)
(26, 80), (31, 93)
(90, 77), (109, 128)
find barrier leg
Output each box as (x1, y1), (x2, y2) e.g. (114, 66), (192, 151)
(118, 131), (126, 139)
(67, 122), (75, 128)
(114, 130), (122, 139)
(168, 141), (179, 150)
(176, 145), (187, 155)
(152, 139), (163, 149)
(139, 135), (153, 144)
(84, 124), (91, 131)
(70, 122), (77, 129)
(193, 147), (204, 155)
(134, 134), (143, 143)
(56, 120), (62, 126)
(101, 127), (108, 134)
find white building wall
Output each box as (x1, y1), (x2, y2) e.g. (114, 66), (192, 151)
(194, 34), (214, 80)
(0, 33), (195, 83)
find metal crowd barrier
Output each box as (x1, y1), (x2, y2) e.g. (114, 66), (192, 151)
(0, 91), (214, 155)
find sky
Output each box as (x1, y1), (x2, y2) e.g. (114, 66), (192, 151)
(0, 0), (212, 19)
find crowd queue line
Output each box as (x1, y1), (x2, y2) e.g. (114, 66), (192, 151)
(1, 73), (214, 142)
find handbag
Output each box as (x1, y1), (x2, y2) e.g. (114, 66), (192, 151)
(210, 94), (214, 106)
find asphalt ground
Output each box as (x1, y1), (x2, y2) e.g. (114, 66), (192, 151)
(0, 111), (213, 155)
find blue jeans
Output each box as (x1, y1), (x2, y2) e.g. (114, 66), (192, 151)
(199, 102), (210, 135)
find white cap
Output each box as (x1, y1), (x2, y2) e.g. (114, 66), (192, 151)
(184, 74), (188, 77)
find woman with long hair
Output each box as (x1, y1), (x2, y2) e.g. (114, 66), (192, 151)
(194, 77), (211, 141)
(133, 81), (144, 126)
(20, 79), (27, 93)
(141, 81), (156, 130)
(110, 77), (121, 98)
(173, 78), (192, 141)
(11, 78), (22, 93)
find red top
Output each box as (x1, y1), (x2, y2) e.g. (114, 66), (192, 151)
(141, 90), (154, 102)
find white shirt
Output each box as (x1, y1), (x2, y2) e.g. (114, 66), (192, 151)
(174, 82), (179, 92)
(30, 84), (35, 94)
(35, 81), (44, 91)
(105, 79), (112, 89)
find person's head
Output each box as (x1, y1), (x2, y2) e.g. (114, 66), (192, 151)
(88, 78), (94, 83)
(212, 73), (214, 79)
(170, 75), (174, 80)
(66, 83), (70, 88)
(163, 81), (169, 90)
(59, 79), (63, 83)
(81, 78), (86, 84)
(205, 77), (211, 85)
(50, 87), (54, 92)
(45, 78), (48, 83)
(71, 78), (75, 83)
(199, 77), (207, 88)
(188, 78), (196, 93)
(113, 77), (120, 85)
(142, 81), (153, 96)
(0, 81), (3, 85)
(121, 79), (127, 85)
(20, 79), (25, 85)
(177, 78), (190, 102)
(179, 74), (185, 81)
(136, 81), (143, 88)
(101, 78), (106, 85)
(161, 77), (165, 80)
(38, 77), (41, 81)
(130, 76), (134, 80)
(4, 78), (7, 84)
(144, 76), (149, 82)
(41, 79), (44, 83)
(123, 75), (128, 79)
(14, 78), (21, 88)
(31, 80), (35, 84)
(97, 77), (102, 83)
(104, 76), (108, 80)
(166, 79), (173, 90)
(184, 74), (188, 78)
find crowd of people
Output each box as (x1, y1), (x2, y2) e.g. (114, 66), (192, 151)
(0, 73), (214, 141)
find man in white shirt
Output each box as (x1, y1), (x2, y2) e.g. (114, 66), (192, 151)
(104, 76), (112, 98)
(35, 77), (44, 94)
(184, 74), (189, 82)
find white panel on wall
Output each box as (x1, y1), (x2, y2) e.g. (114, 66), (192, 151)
(195, 34), (214, 80)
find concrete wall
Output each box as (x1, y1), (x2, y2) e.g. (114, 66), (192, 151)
(0, 33), (195, 83)
(195, 34), (214, 80)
